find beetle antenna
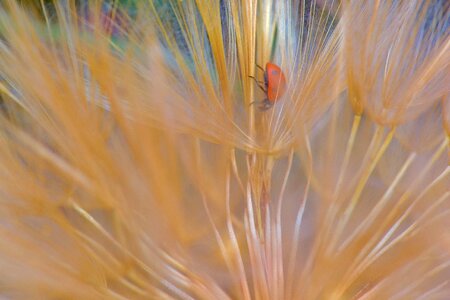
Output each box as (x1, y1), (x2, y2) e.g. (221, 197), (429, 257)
(255, 64), (265, 72)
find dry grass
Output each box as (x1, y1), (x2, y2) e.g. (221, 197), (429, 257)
(0, 0), (449, 299)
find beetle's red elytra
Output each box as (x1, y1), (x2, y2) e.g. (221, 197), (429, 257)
(249, 62), (287, 110)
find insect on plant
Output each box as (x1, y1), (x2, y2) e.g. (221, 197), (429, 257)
(249, 62), (287, 110)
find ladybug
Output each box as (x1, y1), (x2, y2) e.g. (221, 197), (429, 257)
(249, 62), (287, 110)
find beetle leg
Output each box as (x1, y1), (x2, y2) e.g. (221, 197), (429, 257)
(248, 76), (265, 85)
(256, 64), (265, 72)
(249, 100), (262, 106)
(249, 99), (273, 111)
(249, 99), (264, 107)
(248, 76), (267, 93)
(259, 99), (273, 111)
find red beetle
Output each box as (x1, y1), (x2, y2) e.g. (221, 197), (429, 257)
(250, 62), (287, 110)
